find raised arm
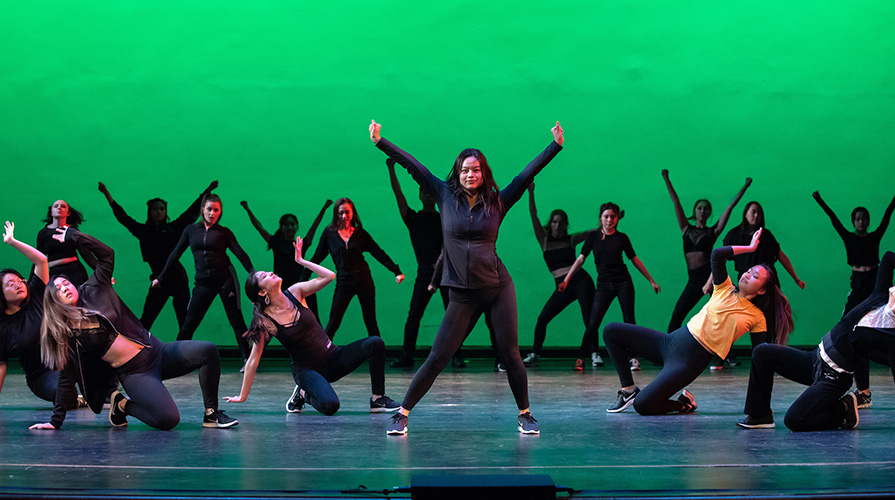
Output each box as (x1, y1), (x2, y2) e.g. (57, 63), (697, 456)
(301, 199), (333, 245)
(224, 338), (265, 403)
(777, 249), (805, 289)
(875, 193), (895, 236)
(527, 184), (548, 249)
(630, 257), (661, 294)
(170, 181), (217, 232)
(661, 170), (689, 233)
(240, 201), (272, 243)
(500, 122), (564, 211)
(711, 228), (763, 286)
(387, 159), (410, 219)
(99, 182), (144, 237)
(66, 228), (114, 286)
(287, 237), (336, 300)
(812, 191), (850, 240)
(713, 177), (752, 237)
(4, 221), (49, 284)
(372, 121), (441, 196)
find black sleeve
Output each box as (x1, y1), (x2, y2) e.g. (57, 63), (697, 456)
(49, 363), (78, 429)
(69, 229), (115, 286)
(500, 141), (563, 212)
(814, 196), (850, 242)
(169, 191), (205, 233)
(711, 246), (735, 286)
(157, 226), (192, 283)
(360, 229), (402, 276)
(873, 251), (895, 296)
(225, 228), (255, 274)
(109, 202), (144, 238)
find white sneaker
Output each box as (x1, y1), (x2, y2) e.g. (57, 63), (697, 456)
(591, 352), (604, 367)
(630, 358), (641, 371)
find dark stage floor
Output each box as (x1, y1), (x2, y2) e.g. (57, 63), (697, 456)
(0, 357), (893, 499)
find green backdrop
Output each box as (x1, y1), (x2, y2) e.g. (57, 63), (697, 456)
(2, 1), (894, 352)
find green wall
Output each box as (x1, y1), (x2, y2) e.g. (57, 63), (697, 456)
(2, 1), (894, 351)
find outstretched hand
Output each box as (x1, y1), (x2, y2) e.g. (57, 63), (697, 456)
(370, 120), (381, 144)
(794, 278), (806, 290)
(29, 422), (55, 430)
(150, 279), (161, 288)
(240, 201), (249, 210)
(744, 177), (753, 188)
(223, 395), (246, 403)
(98, 181), (109, 195)
(206, 180), (219, 193)
(651, 282), (661, 294)
(325, 199), (334, 208)
(293, 236), (304, 261)
(3, 221), (15, 245)
(811, 191), (821, 201)
(557, 280), (568, 292)
(748, 227), (763, 251)
(661, 169), (669, 179)
(396, 274), (405, 284)
(551, 121), (563, 146)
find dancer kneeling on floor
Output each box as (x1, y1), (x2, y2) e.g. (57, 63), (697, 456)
(29, 228), (236, 430)
(225, 236), (399, 415)
(604, 228), (793, 415)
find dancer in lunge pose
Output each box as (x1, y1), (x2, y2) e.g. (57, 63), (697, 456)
(98, 180), (217, 329)
(603, 228), (793, 415)
(36, 200), (95, 287)
(225, 237), (399, 415)
(522, 183), (593, 367)
(738, 250), (895, 431)
(240, 198), (332, 319)
(371, 118), (564, 435)
(30, 228), (236, 430)
(559, 202), (661, 371)
(812, 190), (895, 408)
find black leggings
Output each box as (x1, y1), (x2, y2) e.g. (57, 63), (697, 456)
(847, 268), (876, 391)
(26, 370), (78, 410)
(178, 268), (250, 360)
(532, 272), (594, 355)
(744, 344), (851, 431)
(581, 277), (635, 356)
(403, 282), (529, 411)
(141, 268), (190, 330)
(401, 277), (449, 356)
(325, 276), (380, 340)
(292, 336), (386, 415)
(666, 265), (711, 332)
(603, 323), (713, 415)
(116, 335), (221, 430)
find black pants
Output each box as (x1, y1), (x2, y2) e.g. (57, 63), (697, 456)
(141, 267), (190, 330)
(581, 277), (635, 356)
(401, 276), (450, 357)
(325, 275), (380, 340)
(403, 282), (529, 411)
(178, 268), (250, 360)
(532, 272), (594, 355)
(26, 370), (77, 409)
(116, 335), (221, 430)
(846, 268), (876, 390)
(743, 344), (852, 431)
(292, 336), (386, 415)
(604, 323), (713, 415)
(667, 265), (711, 332)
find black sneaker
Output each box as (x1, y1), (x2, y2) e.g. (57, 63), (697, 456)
(390, 354), (414, 368)
(370, 395), (401, 413)
(725, 356), (740, 367)
(841, 392), (859, 429)
(523, 353), (540, 366)
(286, 385), (304, 413)
(387, 413), (408, 435)
(518, 411), (540, 434)
(607, 386), (640, 413)
(854, 389), (872, 409)
(451, 355), (467, 368)
(736, 414), (775, 429)
(677, 390), (697, 413)
(109, 390), (128, 427)
(203, 410), (239, 428)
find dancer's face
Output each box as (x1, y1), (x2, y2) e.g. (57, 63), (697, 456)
(280, 217), (297, 238)
(338, 203), (354, 227)
(853, 211), (869, 233)
(694, 201), (711, 223)
(600, 209), (618, 234)
(150, 201), (167, 223)
(745, 203), (761, 227)
(51, 200), (70, 219)
(459, 157), (483, 193)
(53, 277), (79, 306)
(738, 266), (768, 298)
(2, 273), (28, 307)
(253, 271), (282, 294)
(550, 214), (568, 239)
(202, 201), (222, 226)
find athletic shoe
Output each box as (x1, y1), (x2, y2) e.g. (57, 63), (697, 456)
(591, 353), (604, 367)
(574, 358), (585, 371)
(607, 386), (640, 413)
(387, 413), (408, 435)
(203, 410), (239, 428)
(630, 358), (641, 371)
(523, 353), (541, 366)
(495, 361), (506, 373)
(451, 355), (467, 368)
(390, 354), (414, 368)
(286, 385), (304, 413)
(736, 415), (775, 429)
(76, 395), (88, 408)
(370, 395), (401, 413)
(109, 390), (128, 427)
(677, 390), (697, 413)
(518, 412), (540, 434)
(725, 357), (740, 367)
(841, 392), (859, 430)
(854, 389), (872, 409)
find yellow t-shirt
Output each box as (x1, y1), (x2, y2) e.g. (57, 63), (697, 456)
(686, 277), (767, 359)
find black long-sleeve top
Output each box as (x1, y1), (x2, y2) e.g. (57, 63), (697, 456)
(377, 138), (562, 289)
(723, 226), (781, 274)
(36, 226), (98, 270)
(308, 227), (402, 287)
(815, 196), (895, 267)
(0, 275), (51, 384)
(157, 223), (254, 287)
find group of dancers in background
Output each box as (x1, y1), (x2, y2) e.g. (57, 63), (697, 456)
(2, 121), (894, 436)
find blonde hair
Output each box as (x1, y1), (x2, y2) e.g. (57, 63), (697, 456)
(40, 284), (91, 370)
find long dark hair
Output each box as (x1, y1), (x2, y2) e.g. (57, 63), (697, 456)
(270, 214), (298, 250)
(243, 272), (276, 345)
(42, 203), (84, 228)
(146, 198), (170, 224)
(40, 276), (94, 370)
(328, 198), (362, 230)
(747, 265), (794, 345)
(730, 201), (764, 236)
(542, 209), (569, 241)
(446, 149), (500, 214)
(0, 269), (28, 312)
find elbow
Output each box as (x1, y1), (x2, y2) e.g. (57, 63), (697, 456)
(327, 272), (336, 283)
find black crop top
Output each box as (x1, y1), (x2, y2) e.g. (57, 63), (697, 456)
(69, 315), (119, 359)
(542, 236), (577, 273)
(270, 291), (339, 370)
(683, 225), (717, 255)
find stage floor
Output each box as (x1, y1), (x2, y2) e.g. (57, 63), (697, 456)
(0, 357), (893, 499)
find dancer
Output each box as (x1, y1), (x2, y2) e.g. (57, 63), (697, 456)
(240, 199), (332, 319)
(603, 228), (793, 415)
(738, 250), (895, 431)
(371, 118), (564, 435)
(661, 170), (751, 332)
(522, 183), (593, 367)
(224, 237), (400, 415)
(811, 190), (895, 409)
(306, 198), (404, 341)
(1, 222), (78, 407)
(559, 202), (661, 371)
(153, 193), (254, 360)
(98, 180), (217, 329)
(36, 199), (95, 287)
(29, 228), (237, 430)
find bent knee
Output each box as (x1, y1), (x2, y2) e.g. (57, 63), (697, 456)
(149, 412), (181, 430)
(315, 400), (341, 416)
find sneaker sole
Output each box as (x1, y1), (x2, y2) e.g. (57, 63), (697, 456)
(203, 420), (239, 429)
(607, 398), (636, 413)
(286, 386), (303, 413)
(736, 421), (775, 429)
(518, 426), (540, 434)
(387, 427), (407, 435)
(370, 407), (401, 413)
